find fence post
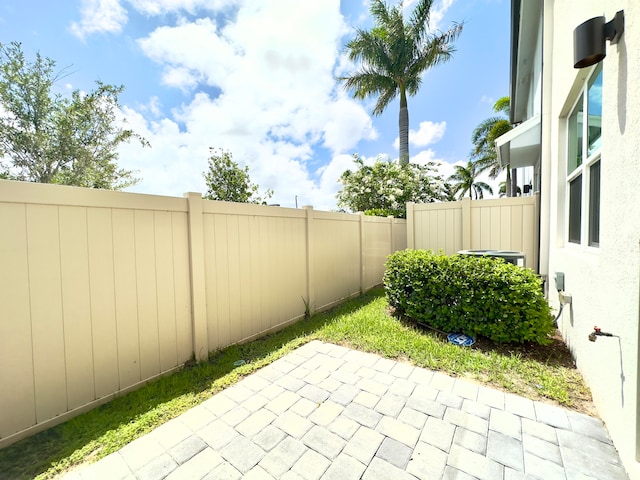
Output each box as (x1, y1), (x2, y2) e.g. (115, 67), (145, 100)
(406, 202), (415, 249)
(461, 197), (471, 250)
(388, 216), (395, 254)
(303, 206), (315, 314)
(534, 192), (540, 273)
(184, 192), (208, 361)
(358, 212), (365, 293)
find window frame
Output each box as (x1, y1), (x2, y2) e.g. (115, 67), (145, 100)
(566, 64), (602, 248)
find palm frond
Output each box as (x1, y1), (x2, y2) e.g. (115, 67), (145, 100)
(373, 84), (399, 115)
(370, 0), (395, 29)
(493, 96), (510, 116)
(407, 0), (434, 44)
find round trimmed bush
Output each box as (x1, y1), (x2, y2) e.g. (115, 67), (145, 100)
(384, 249), (555, 344)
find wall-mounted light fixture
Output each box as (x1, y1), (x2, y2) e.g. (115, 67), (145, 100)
(574, 10), (624, 68)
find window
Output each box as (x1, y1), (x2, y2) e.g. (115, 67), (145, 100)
(588, 161), (600, 246)
(567, 64), (602, 246)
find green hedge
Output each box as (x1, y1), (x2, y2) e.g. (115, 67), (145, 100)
(384, 249), (555, 344)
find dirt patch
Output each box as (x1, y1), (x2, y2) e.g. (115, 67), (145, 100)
(472, 329), (576, 369)
(392, 309), (597, 416)
(470, 330), (597, 416)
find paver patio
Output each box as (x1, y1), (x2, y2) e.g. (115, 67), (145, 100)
(62, 340), (628, 480)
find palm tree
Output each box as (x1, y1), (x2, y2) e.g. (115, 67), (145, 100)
(339, 0), (463, 164)
(498, 181), (521, 197)
(441, 181), (458, 202)
(471, 96), (518, 196)
(448, 161), (493, 200)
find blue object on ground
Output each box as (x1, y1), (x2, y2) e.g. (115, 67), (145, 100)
(447, 332), (475, 346)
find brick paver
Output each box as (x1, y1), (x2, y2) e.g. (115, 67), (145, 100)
(64, 340), (629, 480)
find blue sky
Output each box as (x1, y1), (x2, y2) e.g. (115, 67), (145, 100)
(0, 0), (510, 209)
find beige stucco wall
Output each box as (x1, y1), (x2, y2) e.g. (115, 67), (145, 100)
(542, 2), (640, 477)
(0, 180), (406, 448)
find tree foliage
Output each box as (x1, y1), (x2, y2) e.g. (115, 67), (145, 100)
(447, 161), (493, 200)
(339, 0), (462, 164)
(0, 42), (146, 189)
(337, 154), (443, 218)
(203, 148), (273, 204)
(471, 96), (517, 195)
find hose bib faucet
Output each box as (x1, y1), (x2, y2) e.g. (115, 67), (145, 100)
(589, 326), (614, 342)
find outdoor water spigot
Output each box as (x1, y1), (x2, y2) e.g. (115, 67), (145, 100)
(589, 326), (614, 342)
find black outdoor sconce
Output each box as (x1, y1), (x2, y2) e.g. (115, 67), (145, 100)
(574, 10), (624, 68)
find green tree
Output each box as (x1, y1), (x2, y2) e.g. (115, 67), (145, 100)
(471, 96), (518, 196)
(441, 181), (458, 202)
(448, 161), (493, 200)
(339, 0), (462, 164)
(203, 148), (273, 204)
(0, 42), (146, 189)
(337, 154), (443, 217)
(498, 181), (521, 197)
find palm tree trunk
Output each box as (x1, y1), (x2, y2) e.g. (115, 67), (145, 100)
(511, 168), (518, 197)
(399, 88), (409, 164)
(506, 168), (512, 197)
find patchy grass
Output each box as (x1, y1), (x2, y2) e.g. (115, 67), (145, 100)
(0, 287), (591, 479)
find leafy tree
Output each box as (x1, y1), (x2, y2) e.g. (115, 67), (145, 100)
(441, 181), (458, 202)
(339, 0), (462, 164)
(0, 42), (146, 189)
(448, 161), (493, 200)
(471, 96), (518, 195)
(337, 154), (443, 217)
(498, 181), (521, 197)
(203, 148), (273, 204)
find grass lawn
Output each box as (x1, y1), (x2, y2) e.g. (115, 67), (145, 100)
(0, 287), (591, 479)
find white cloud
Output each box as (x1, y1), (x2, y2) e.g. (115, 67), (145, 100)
(70, 0), (128, 39)
(402, 0), (455, 32)
(481, 95), (495, 105)
(394, 120), (446, 149)
(70, 0), (244, 39)
(435, 158), (464, 181)
(430, 0), (455, 32)
(323, 96), (378, 152)
(412, 121), (446, 147)
(128, 0), (239, 16)
(114, 0), (383, 211)
(411, 149), (440, 166)
(137, 17), (235, 90)
(137, 96), (163, 117)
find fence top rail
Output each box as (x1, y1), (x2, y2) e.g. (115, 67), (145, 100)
(0, 179), (188, 212)
(469, 196), (537, 208)
(313, 210), (361, 222)
(362, 215), (398, 224)
(411, 201), (463, 211)
(201, 199), (307, 219)
(411, 196), (538, 212)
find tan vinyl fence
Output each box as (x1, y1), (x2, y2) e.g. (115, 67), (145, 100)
(0, 180), (406, 447)
(406, 195), (540, 272)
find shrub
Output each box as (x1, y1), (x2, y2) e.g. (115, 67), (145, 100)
(384, 249), (555, 344)
(364, 208), (399, 218)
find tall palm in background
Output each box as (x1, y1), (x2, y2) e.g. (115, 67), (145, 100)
(339, 0), (463, 164)
(471, 96), (517, 195)
(448, 161), (493, 200)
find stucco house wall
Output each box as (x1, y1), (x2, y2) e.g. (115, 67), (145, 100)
(540, 2), (640, 477)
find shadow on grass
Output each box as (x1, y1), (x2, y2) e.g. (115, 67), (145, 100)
(0, 289), (385, 479)
(393, 311), (577, 370)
